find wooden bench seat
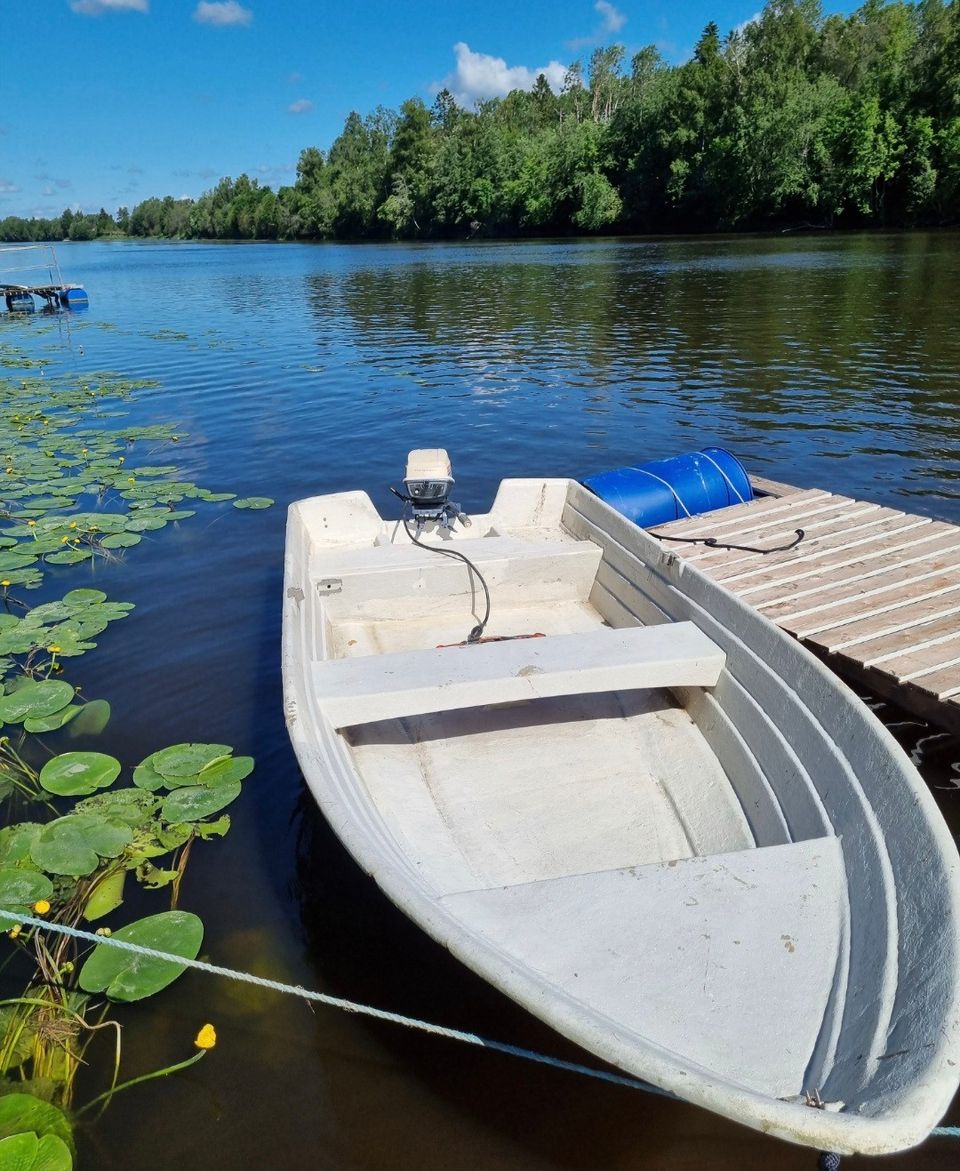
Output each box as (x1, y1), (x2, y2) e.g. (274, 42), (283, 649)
(313, 621), (725, 727)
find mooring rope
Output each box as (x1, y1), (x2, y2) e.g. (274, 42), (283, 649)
(0, 909), (672, 1099)
(2, 908), (958, 1140)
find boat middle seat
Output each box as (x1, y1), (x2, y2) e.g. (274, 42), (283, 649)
(314, 535), (603, 620)
(313, 621), (725, 728)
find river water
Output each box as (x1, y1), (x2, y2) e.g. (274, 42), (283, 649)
(3, 233), (960, 1170)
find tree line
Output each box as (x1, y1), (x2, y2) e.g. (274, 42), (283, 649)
(3, 0), (959, 244)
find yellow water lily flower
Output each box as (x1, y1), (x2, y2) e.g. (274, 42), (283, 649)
(194, 1023), (217, 1050)
(1, 581), (9, 589)
(7, 924), (21, 939)
(33, 899), (51, 915)
(47, 645), (61, 655)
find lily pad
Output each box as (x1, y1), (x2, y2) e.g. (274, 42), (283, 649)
(62, 589), (106, 605)
(0, 1094), (74, 1153)
(78, 910), (203, 1001)
(233, 497), (274, 510)
(39, 752), (121, 797)
(31, 815), (132, 877)
(198, 755), (254, 787)
(0, 825), (41, 867)
(24, 705), (81, 734)
(44, 550), (92, 565)
(83, 869), (126, 921)
(161, 779), (242, 822)
(99, 533), (141, 550)
(0, 1131), (73, 1170)
(149, 743), (232, 779)
(0, 682), (75, 725)
(67, 699), (111, 737)
(0, 868), (54, 910)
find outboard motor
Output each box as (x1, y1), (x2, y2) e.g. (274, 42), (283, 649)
(392, 449), (470, 537)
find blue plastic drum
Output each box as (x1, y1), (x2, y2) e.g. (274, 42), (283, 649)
(582, 448), (753, 528)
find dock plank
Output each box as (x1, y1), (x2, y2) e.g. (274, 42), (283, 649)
(712, 517), (937, 590)
(789, 574), (960, 639)
(805, 590), (960, 655)
(745, 531), (960, 611)
(653, 485), (960, 735)
(678, 503), (887, 569)
(644, 489), (833, 538)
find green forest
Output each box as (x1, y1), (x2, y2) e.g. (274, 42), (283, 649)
(3, 0), (959, 243)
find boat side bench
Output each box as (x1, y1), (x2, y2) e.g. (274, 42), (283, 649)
(313, 622), (726, 728)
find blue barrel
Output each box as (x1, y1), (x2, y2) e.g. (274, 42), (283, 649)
(60, 287), (88, 307)
(582, 448), (753, 528)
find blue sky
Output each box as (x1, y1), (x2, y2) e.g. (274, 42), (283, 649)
(1, 0), (843, 219)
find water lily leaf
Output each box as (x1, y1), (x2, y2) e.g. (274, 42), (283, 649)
(155, 823), (193, 850)
(22, 602), (73, 626)
(233, 497), (274, 510)
(30, 820), (102, 877)
(131, 757), (167, 792)
(197, 491), (236, 503)
(136, 862), (178, 890)
(0, 615), (19, 631)
(0, 627), (40, 656)
(74, 788), (158, 825)
(194, 814), (231, 840)
(78, 910), (203, 1002)
(0, 1094), (73, 1152)
(24, 705), (81, 734)
(198, 755), (254, 787)
(161, 779), (242, 823)
(0, 825), (41, 867)
(39, 752), (121, 797)
(162, 510), (195, 521)
(0, 552), (38, 571)
(0, 868), (54, 910)
(99, 533), (141, 549)
(124, 516), (167, 532)
(67, 700), (111, 737)
(83, 869), (125, 921)
(0, 682), (75, 725)
(31, 813), (133, 877)
(44, 550), (92, 565)
(62, 589), (106, 605)
(0, 1130), (73, 1171)
(150, 743), (232, 779)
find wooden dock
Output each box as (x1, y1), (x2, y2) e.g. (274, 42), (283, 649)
(650, 478), (960, 736)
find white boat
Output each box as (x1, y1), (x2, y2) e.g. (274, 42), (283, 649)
(282, 454), (960, 1155)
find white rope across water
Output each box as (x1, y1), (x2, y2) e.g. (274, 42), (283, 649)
(2, 908), (959, 1141)
(0, 908), (671, 1099)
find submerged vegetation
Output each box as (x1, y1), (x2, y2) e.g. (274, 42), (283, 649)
(0, 347), (272, 1167)
(2, 0), (960, 242)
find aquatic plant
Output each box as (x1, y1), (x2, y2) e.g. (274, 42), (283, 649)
(0, 346), (269, 1168)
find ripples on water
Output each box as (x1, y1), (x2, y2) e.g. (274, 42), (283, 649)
(3, 233), (960, 1170)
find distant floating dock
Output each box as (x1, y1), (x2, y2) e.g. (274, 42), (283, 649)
(2, 283), (88, 312)
(653, 477), (960, 736)
(0, 244), (87, 313)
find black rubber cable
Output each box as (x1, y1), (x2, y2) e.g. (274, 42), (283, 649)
(647, 527), (805, 554)
(401, 512), (491, 643)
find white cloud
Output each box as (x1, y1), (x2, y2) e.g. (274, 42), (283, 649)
(193, 2), (252, 26)
(568, 1), (627, 50)
(69, 0), (148, 13)
(595, 1), (626, 33)
(288, 98), (313, 114)
(0, 179), (21, 194)
(434, 43), (567, 107)
(733, 11), (761, 35)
